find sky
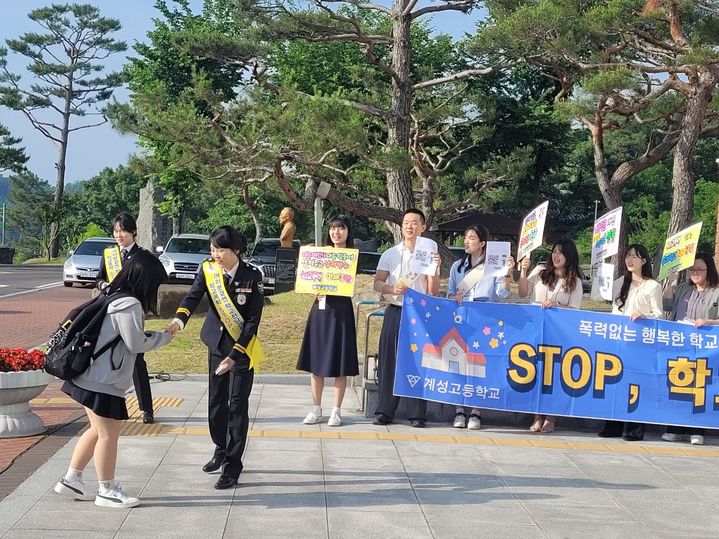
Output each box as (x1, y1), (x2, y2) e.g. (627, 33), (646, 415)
(0, 0), (483, 185)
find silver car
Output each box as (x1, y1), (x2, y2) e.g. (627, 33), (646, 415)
(157, 233), (211, 283)
(63, 237), (116, 287)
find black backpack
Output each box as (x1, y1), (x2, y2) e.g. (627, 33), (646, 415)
(45, 291), (132, 380)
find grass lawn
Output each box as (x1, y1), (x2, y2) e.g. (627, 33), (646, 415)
(142, 274), (612, 375)
(22, 257), (65, 265)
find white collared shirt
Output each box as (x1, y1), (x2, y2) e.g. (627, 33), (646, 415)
(376, 242), (429, 306)
(224, 261), (239, 282)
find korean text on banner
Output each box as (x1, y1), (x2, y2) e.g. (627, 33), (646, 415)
(657, 222), (703, 281)
(517, 201), (549, 262)
(294, 246), (359, 297)
(395, 289), (719, 429)
(591, 207), (622, 266)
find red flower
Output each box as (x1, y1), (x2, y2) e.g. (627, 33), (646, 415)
(0, 348), (46, 372)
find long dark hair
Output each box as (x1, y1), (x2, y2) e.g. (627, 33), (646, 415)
(540, 238), (582, 293)
(617, 243), (653, 311)
(325, 214), (355, 248)
(211, 226), (247, 256)
(694, 252), (719, 288)
(107, 249), (167, 315)
(459, 224), (490, 274)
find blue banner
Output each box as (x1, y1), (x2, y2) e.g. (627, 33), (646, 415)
(395, 289), (719, 428)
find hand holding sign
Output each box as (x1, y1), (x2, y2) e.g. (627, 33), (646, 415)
(657, 222), (702, 281)
(517, 201), (549, 262)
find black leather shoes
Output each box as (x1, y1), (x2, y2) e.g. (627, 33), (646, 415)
(202, 456), (224, 473)
(373, 413), (391, 425)
(410, 419), (426, 428)
(142, 412), (154, 424)
(214, 475), (238, 490)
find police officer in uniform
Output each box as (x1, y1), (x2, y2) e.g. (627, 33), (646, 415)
(96, 212), (155, 424)
(167, 226), (264, 490)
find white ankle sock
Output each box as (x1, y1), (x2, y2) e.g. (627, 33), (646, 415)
(64, 467), (82, 483)
(331, 407), (341, 416)
(312, 405), (321, 415)
(98, 479), (114, 493)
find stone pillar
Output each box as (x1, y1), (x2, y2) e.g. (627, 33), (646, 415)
(137, 178), (172, 252)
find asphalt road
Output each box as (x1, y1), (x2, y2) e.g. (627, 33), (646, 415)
(0, 265), (68, 298)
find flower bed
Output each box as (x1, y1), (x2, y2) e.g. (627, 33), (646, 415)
(0, 348), (46, 372)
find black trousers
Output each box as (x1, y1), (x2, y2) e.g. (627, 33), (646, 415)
(132, 353), (153, 413)
(600, 420), (645, 439)
(375, 304), (426, 421)
(208, 351), (254, 479)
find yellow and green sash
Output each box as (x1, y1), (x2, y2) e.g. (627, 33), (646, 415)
(103, 246), (123, 283)
(202, 260), (264, 369)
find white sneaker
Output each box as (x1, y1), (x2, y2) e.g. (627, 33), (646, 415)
(303, 410), (322, 424)
(94, 484), (140, 509)
(467, 415), (481, 430)
(53, 477), (94, 501)
(661, 433), (681, 442)
(328, 410), (341, 427)
(452, 413), (467, 428)
(690, 435), (705, 446)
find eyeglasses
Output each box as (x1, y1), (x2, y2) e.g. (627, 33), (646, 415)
(624, 254), (643, 260)
(689, 268), (707, 273)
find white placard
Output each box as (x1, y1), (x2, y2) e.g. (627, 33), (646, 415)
(590, 263), (615, 301)
(591, 207), (622, 266)
(484, 241), (511, 278)
(517, 201), (549, 261)
(409, 236), (438, 276)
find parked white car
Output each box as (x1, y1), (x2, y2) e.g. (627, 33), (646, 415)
(63, 237), (116, 287)
(156, 233), (210, 283)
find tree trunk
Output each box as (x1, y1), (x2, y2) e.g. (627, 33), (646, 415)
(51, 108), (71, 259)
(668, 69), (719, 235)
(385, 3), (415, 242)
(172, 215), (182, 235)
(242, 184), (263, 244)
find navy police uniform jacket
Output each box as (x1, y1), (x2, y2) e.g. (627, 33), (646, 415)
(174, 259), (264, 365)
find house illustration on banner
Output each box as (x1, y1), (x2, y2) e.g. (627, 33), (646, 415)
(421, 327), (487, 378)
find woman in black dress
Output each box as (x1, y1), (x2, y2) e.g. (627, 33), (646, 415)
(297, 214), (359, 427)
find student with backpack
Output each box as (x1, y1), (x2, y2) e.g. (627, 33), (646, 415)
(96, 212), (155, 424)
(54, 250), (173, 509)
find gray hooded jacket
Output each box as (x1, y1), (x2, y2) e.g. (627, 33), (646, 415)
(73, 296), (172, 398)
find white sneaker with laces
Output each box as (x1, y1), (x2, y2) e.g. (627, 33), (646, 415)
(53, 477), (94, 501)
(452, 413), (466, 428)
(690, 435), (704, 445)
(467, 415), (481, 430)
(661, 433), (681, 442)
(95, 484), (140, 508)
(303, 410), (322, 424)
(328, 410), (341, 427)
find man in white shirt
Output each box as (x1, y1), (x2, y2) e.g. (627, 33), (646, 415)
(373, 208), (440, 427)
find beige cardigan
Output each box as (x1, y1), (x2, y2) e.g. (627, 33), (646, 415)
(611, 277), (663, 318)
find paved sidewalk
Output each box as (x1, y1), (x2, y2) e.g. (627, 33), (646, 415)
(2, 379), (719, 538)
(0, 286), (91, 348)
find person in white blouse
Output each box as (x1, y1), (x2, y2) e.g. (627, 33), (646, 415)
(447, 224), (514, 430)
(598, 243), (663, 441)
(517, 238), (584, 433)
